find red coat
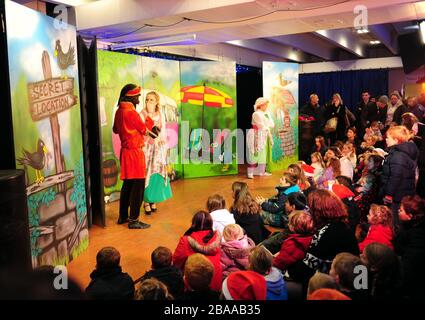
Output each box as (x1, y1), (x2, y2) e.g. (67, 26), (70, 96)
(172, 230), (222, 292)
(359, 224), (394, 253)
(273, 234), (313, 271)
(113, 102), (153, 179)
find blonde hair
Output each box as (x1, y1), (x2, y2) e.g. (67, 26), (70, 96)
(288, 210), (314, 235)
(311, 152), (325, 168)
(223, 224), (244, 242)
(135, 278), (172, 300)
(333, 93), (343, 105)
(184, 254), (214, 291)
(145, 91), (161, 113)
(307, 272), (338, 297)
(281, 171), (298, 186)
(386, 125), (410, 143)
(368, 204), (393, 230)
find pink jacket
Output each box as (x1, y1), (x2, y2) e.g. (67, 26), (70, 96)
(220, 235), (256, 279)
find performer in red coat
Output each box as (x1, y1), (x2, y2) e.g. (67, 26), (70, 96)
(113, 84), (154, 229)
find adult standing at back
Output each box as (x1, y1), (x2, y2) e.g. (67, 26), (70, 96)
(361, 95), (388, 133)
(387, 91), (408, 126)
(323, 93), (347, 145)
(355, 90), (372, 136)
(300, 94), (324, 161)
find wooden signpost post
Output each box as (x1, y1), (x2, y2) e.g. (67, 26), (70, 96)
(27, 51), (77, 192)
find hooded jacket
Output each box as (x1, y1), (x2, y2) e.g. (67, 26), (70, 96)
(382, 141), (418, 202)
(265, 267), (288, 300)
(220, 235), (256, 279)
(261, 185), (301, 214)
(138, 266), (184, 299)
(85, 266), (135, 300)
(273, 234), (313, 272)
(210, 209), (235, 237)
(172, 230), (222, 291)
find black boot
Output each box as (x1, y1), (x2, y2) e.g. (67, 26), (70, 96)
(128, 221), (151, 229)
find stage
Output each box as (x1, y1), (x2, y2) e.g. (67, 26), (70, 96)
(67, 167), (283, 289)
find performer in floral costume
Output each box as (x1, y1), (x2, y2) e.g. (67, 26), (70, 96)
(140, 91), (173, 214)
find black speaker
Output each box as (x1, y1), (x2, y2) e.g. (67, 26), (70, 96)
(398, 30), (425, 74)
(0, 170), (31, 272)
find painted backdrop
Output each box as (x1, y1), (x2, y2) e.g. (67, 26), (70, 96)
(6, 0), (88, 268)
(97, 51), (182, 201)
(263, 62), (299, 171)
(180, 61), (238, 178)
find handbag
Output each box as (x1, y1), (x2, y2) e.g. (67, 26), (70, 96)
(325, 117), (338, 132)
(324, 106), (340, 132)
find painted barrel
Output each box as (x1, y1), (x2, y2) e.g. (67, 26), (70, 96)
(103, 159), (118, 188)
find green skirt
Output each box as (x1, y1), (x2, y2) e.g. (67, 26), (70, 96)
(144, 173), (173, 203)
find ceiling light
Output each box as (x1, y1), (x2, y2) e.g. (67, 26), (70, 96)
(369, 40), (381, 45)
(111, 34), (198, 50)
(420, 21), (425, 44)
(357, 28), (369, 34)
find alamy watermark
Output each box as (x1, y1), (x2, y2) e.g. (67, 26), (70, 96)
(53, 265), (68, 290)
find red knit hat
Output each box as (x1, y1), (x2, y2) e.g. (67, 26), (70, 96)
(222, 271), (267, 300)
(301, 163), (315, 177)
(308, 288), (351, 300)
(332, 184), (355, 199)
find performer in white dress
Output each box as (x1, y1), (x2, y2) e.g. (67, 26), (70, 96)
(246, 97), (275, 179)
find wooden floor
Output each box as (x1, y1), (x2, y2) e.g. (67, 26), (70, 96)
(67, 166), (284, 289)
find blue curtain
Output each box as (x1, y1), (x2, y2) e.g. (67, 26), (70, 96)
(299, 69), (389, 111)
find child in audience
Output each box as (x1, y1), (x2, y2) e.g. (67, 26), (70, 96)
(256, 171), (300, 227)
(307, 288), (351, 300)
(343, 142), (357, 166)
(394, 195), (425, 299)
(259, 192), (308, 256)
(221, 270), (267, 300)
(207, 194), (235, 236)
(381, 125), (418, 227)
(288, 163), (311, 191)
(306, 272), (339, 298)
(317, 157), (341, 189)
(358, 204), (394, 252)
(137, 246), (184, 299)
(361, 243), (402, 299)
(330, 253), (369, 300)
(323, 146), (342, 162)
(172, 211), (222, 291)
(312, 135), (328, 158)
(360, 135), (377, 151)
(220, 224), (255, 279)
(310, 152), (325, 182)
(182, 253), (220, 301)
(135, 278), (173, 300)
(354, 154), (384, 222)
(85, 247), (135, 300)
(230, 182), (270, 244)
(273, 211), (313, 277)
(249, 246), (288, 300)
(332, 183), (359, 234)
(364, 121), (383, 142)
